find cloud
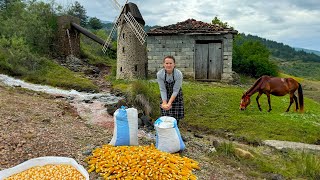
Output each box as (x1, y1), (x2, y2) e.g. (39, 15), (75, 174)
(48, 0), (320, 51)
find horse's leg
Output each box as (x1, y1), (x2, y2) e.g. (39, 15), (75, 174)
(286, 93), (294, 112)
(266, 93), (272, 112)
(256, 93), (262, 111)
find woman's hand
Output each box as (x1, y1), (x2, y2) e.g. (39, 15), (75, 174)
(161, 103), (172, 110)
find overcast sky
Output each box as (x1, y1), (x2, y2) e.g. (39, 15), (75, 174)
(52, 0), (320, 51)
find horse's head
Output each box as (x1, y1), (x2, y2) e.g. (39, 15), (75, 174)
(240, 94), (251, 110)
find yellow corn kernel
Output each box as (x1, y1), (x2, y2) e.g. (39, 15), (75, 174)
(85, 144), (200, 179)
(5, 164), (85, 180)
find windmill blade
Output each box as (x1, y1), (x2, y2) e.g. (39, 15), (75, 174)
(108, 0), (121, 11)
(108, 0), (128, 11)
(102, 0), (129, 53)
(112, 0), (121, 10)
(123, 11), (148, 45)
(102, 16), (121, 53)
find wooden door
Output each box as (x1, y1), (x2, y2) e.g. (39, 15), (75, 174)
(195, 43), (208, 79)
(195, 42), (222, 80)
(208, 43), (222, 80)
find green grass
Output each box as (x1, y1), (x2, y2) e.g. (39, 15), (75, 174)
(24, 60), (98, 91)
(0, 36), (98, 92)
(245, 148), (320, 179)
(182, 82), (320, 144)
(80, 30), (116, 66)
(278, 60), (320, 81)
(114, 80), (320, 145)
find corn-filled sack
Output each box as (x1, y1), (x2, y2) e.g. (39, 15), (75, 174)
(0, 156), (89, 180)
(109, 106), (138, 146)
(154, 116), (185, 153)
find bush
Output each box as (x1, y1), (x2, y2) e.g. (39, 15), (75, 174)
(233, 38), (278, 78)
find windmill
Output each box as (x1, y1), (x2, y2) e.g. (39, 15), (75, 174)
(103, 0), (148, 80)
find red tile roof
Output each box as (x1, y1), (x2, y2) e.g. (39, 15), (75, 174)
(147, 19), (237, 35)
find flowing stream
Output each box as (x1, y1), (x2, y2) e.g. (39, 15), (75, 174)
(0, 74), (155, 139)
(0, 74), (121, 129)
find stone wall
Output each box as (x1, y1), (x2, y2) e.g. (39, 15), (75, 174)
(117, 23), (148, 80)
(147, 33), (234, 82)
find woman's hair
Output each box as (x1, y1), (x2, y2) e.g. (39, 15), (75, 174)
(163, 55), (175, 63)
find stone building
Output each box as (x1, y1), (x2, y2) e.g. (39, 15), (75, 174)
(116, 3), (148, 80)
(147, 19), (238, 82)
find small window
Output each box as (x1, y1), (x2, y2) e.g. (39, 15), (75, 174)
(120, 67), (122, 72)
(145, 63), (148, 77)
(122, 47), (125, 53)
(135, 65), (138, 71)
(122, 33), (125, 39)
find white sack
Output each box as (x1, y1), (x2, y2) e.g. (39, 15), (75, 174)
(109, 106), (138, 146)
(154, 116), (185, 153)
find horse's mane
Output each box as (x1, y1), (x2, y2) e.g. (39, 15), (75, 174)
(244, 76), (266, 97)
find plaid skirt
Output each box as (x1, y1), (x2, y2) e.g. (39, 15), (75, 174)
(160, 81), (184, 120)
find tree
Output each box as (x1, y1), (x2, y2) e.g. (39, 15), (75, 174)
(88, 17), (103, 30)
(67, 1), (87, 27)
(233, 36), (278, 77)
(211, 16), (233, 29)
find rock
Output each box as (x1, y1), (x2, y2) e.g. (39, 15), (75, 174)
(140, 115), (153, 128)
(208, 147), (217, 153)
(42, 118), (51, 123)
(265, 173), (285, 180)
(234, 148), (254, 159)
(138, 118), (143, 128)
(181, 135), (188, 142)
(212, 140), (220, 148)
(82, 149), (92, 155)
(194, 133), (204, 138)
(263, 140), (320, 153)
(230, 71), (241, 85)
(83, 99), (92, 103)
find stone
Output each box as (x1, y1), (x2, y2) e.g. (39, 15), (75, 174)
(208, 147), (217, 153)
(212, 140), (220, 148)
(82, 149), (92, 155)
(265, 173), (285, 180)
(234, 148), (254, 159)
(194, 133), (204, 138)
(140, 115), (153, 128)
(263, 140), (320, 153)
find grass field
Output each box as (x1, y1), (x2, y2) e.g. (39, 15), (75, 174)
(112, 79), (320, 179)
(113, 80), (320, 145)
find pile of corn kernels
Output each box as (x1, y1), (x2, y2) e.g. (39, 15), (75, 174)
(86, 144), (200, 180)
(4, 164), (85, 180)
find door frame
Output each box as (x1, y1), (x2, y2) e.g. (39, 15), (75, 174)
(195, 40), (223, 81)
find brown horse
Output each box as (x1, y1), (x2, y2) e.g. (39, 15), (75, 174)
(239, 75), (304, 112)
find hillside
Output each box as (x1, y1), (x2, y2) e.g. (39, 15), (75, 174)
(238, 33), (320, 62)
(295, 47), (320, 56)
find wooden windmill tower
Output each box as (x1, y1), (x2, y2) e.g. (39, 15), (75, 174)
(103, 0), (148, 80)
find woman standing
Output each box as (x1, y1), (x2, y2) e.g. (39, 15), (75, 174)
(156, 55), (184, 125)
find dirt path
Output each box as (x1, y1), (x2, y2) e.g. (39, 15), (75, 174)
(0, 84), (251, 179)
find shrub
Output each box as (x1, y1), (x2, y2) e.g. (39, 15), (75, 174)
(233, 38), (278, 78)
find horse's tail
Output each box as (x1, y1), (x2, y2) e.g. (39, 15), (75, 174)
(298, 83), (304, 113)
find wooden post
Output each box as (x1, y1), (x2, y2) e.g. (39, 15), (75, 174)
(55, 15), (81, 58)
